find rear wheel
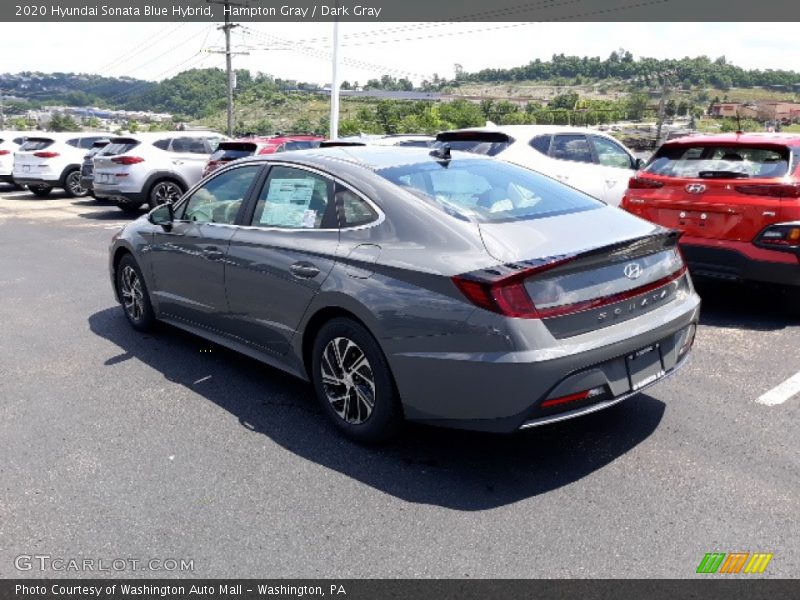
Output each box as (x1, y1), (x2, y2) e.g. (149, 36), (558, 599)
(116, 254), (156, 332)
(148, 180), (184, 209)
(784, 287), (800, 318)
(63, 169), (88, 198)
(311, 318), (403, 443)
(28, 184), (52, 198)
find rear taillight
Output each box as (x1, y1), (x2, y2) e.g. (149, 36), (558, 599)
(33, 151), (59, 158)
(452, 259), (572, 319)
(756, 224), (800, 249)
(628, 177), (663, 190)
(111, 156), (145, 165)
(0, 150), (10, 156)
(734, 183), (800, 198)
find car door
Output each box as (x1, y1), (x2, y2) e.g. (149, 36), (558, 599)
(224, 164), (340, 355)
(547, 133), (606, 200)
(169, 136), (213, 188)
(589, 134), (637, 206)
(147, 164), (264, 329)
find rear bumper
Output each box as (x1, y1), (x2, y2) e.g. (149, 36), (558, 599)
(387, 294), (701, 433)
(13, 177), (61, 188)
(0, 174), (16, 183)
(94, 185), (147, 205)
(680, 236), (800, 288)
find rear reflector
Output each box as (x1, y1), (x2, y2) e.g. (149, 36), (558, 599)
(111, 156), (145, 165)
(757, 224), (800, 248)
(628, 177), (663, 189)
(541, 386), (606, 409)
(33, 151), (59, 158)
(734, 183), (800, 198)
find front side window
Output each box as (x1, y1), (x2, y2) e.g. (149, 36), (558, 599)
(551, 134), (594, 164)
(591, 136), (633, 169)
(181, 165), (261, 224)
(378, 158), (602, 223)
(251, 166), (333, 229)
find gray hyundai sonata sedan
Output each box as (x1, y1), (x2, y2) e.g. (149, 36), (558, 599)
(109, 146), (700, 442)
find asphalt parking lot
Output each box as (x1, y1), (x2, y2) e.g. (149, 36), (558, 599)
(0, 184), (798, 579)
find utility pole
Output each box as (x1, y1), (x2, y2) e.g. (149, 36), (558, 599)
(655, 70), (676, 148)
(207, 0), (248, 137)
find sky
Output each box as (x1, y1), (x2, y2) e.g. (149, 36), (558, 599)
(0, 22), (797, 86)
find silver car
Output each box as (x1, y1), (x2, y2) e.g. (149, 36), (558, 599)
(109, 146), (700, 442)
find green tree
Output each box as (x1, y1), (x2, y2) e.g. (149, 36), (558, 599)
(48, 113), (80, 132)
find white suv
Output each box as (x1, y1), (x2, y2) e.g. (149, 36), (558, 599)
(13, 132), (111, 197)
(93, 131), (227, 212)
(436, 125), (644, 206)
(0, 131), (36, 189)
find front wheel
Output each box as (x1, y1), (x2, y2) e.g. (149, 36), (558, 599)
(311, 318), (403, 443)
(64, 169), (88, 198)
(116, 254), (156, 332)
(148, 180), (184, 209)
(28, 184), (52, 198)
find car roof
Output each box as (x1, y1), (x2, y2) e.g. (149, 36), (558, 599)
(236, 145), (484, 171)
(663, 132), (800, 147)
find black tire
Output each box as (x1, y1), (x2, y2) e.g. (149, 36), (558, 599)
(784, 287), (800, 318)
(118, 203), (143, 214)
(115, 254), (156, 332)
(311, 317), (403, 443)
(28, 184), (52, 198)
(63, 169), (88, 198)
(147, 179), (184, 209)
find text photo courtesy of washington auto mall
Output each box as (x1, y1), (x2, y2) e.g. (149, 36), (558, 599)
(0, 0), (798, 596)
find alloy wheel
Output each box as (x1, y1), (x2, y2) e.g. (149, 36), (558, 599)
(120, 265), (145, 322)
(152, 182), (182, 205)
(320, 337), (376, 424)
(66, 171), (87, 196)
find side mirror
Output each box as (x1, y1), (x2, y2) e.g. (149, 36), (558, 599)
(633, 158), (646, 170)
(148, 203), (174, 230)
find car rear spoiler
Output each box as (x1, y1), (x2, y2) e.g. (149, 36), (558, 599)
(436, 131), (516, 144)
(319, 141), (367, 148)
(218, 141), (259, 152)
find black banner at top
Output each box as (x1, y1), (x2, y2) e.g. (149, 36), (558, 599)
(3, 0), (800, 22)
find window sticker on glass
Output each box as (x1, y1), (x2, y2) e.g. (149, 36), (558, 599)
(260, 177), (316, 227)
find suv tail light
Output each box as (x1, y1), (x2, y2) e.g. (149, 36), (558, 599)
(628, 176), (663, 190)
(111, 156), (145, 165)
(33, 151), (59, 158)
(734, 183), (800, 198)
(0, 150), (10, 156)
(756, 224), (800, 250)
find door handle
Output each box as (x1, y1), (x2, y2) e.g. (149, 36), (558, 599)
(204, 246), (225, 261)
(289, 262), (320, 279)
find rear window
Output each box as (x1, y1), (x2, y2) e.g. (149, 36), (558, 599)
(102, 139), (140, 156)
(209, 143), (257, 162)
(435, 132), (514, 157)
(377, 158), (602, 223)
(19, 138), (54, 151)
(279, 140), (320, 152)
(645, 144), (791, 179)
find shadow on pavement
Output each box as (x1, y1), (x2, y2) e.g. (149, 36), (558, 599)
(89, 306), (665, 511)
(695, 278), (798, 331)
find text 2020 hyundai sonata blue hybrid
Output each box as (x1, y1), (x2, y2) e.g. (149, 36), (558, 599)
(109, 146), (700, 442)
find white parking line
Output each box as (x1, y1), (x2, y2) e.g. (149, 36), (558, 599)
(757, 372), (800, 406)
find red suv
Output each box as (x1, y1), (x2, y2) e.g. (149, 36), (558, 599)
(203, 134), (323, 177)
(621, 133), (800, 301)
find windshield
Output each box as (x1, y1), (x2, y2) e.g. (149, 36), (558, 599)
(377, 158), (603, 223)
(645, 144), (790, 179)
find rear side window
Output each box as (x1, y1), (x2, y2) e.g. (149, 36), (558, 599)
(645, 144), (791, 179)
(66, 138), (80, 148)
(79, 137), (105, 149)
(102, 140), (140, 156)
(591, 136), (633, 169)
(153, 138), (171, 150)
(13, 137), (26, 145)
(378, 158), (602, 223)
(172, 137), (208, 154)
(336, 187), (378, 227)
(19, 139), (54, 151)
(251, 166), (334, 229)
(530, 135), (552, 155)
(551, 134), (594, 164)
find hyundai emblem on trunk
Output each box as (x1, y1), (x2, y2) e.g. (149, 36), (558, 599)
(624, 263), (643, 280)
(686, 183), (707, 194)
